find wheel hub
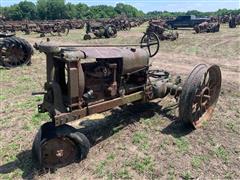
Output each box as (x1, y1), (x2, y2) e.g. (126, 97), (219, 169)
(199, 86), (210, 109)
(41, 137), (78, 168)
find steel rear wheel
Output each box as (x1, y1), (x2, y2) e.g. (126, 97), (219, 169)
(0, 37), (33, 68)
(179, 64), (222, 128)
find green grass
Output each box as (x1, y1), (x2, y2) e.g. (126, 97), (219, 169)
(31, 112), (49, 126)
(0, 95), (6, 101)
(159, 137), (172, 151)
(95, 154), (115, 177)
(132, 131), (149, 150)
(116, 168), (132, 179)
(225, 122), (238, 133)
(168, 167), (176, 180)
(181, 171), (193, 180)
(95, 160), (107, 177)
(129, 156), (154, 174)
(224, 172), (235, 179)
(0, 142), (19, 163)
(191, 155), (208, 169)
(15, 96), (43, 110)
(174, 137), (189, 153)
(214, 146), (229, 163)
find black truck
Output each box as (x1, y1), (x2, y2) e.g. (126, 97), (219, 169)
(166, 15), (209, 29)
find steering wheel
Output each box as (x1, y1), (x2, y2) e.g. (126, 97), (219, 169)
(140, 32), (160, 57)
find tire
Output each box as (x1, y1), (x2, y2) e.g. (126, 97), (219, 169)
(104, 25), (117, 38)
(32, 122), (90, 168)
(0, 36), (33, 68)
(69, 132), (90, 160)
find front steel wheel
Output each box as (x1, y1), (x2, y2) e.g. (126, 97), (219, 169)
(179, 64), (222, 128)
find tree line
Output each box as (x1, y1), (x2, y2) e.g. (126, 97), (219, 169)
(0, 0), (144, 20)
(146, 9), (240, 19)
(0, 0), (239, 21)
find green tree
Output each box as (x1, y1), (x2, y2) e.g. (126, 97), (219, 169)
(186, 10), (202, 17)
(19, 1), (37, 20)
(89, 5), (117, 19)
(64, 3), (77, 19)
(36, 0), (47, 20)
(115, 3), (144, 17)
(75, 3), (89, 19)
(46, 0), (66, 20)
(4, 5), (23, 20)
(37, 0), (66, 20)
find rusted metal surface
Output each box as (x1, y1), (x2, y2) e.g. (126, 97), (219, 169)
(194, 22), (220, 33)
(32, 33), (222, 169)
(179, 64), (222, 128)
(0, 33), (33, 68)
(146, 23), (179, 41)
(41, 137), (78, 168)
(84, 21), (117, 40)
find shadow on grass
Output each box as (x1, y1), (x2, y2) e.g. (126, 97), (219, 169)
(0, 150), (37, 179)
(0, 102), (194, 178)
(77, 102), (193, 145)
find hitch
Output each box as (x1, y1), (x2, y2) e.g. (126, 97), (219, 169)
(32, 91), (46, 96)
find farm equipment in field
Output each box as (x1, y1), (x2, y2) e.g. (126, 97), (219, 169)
(32, 33), (222, 169)
(194, 22), (220, 33)
(36, 22), (70, 37)
(0, 33), (33, 68)
(229, 16), (237, 28)
(109, 18), (131, 31)
(146, 23), (179, 41)
(83, 21), (117, 40)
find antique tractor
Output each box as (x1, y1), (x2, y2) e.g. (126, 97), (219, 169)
(194, 22), (220, 33)
(33, 33), (221, 169)
(0, 33), (33, 68)
(36, 22), (70, 37)
(83, 22), (117, 40)
(146, 23), (179, 41)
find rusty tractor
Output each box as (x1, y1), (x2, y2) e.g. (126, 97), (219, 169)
(194, 22), (220, 33)
(36, 22), (70, 37)
(0, 33), (33, 68)
(83, 21), (117, 40)
(112, 19), (131, 31)
(32, 33), (221, 169)
(146, 23), (179, 41)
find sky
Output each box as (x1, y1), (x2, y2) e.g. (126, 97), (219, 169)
(0, 0), (239, 13)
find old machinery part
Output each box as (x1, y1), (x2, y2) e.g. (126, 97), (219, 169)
(32, 33), (221, 169)
(84, 23), (118, 40)
(32, 122), (90, 168)
(0, 36), (33, 68)
(104, 25), (117, 38)
(146, 23), (179, 41)
(179, 64), (222, 128)
(83, 34), (91, 40)
(50, 24), (70, 36)
(194, 22), (220, 33)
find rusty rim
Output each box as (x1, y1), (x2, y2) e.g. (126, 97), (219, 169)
(41, 136), (78, 168)
(1, 43), (26, 67)
(191, 65), (221, 127)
